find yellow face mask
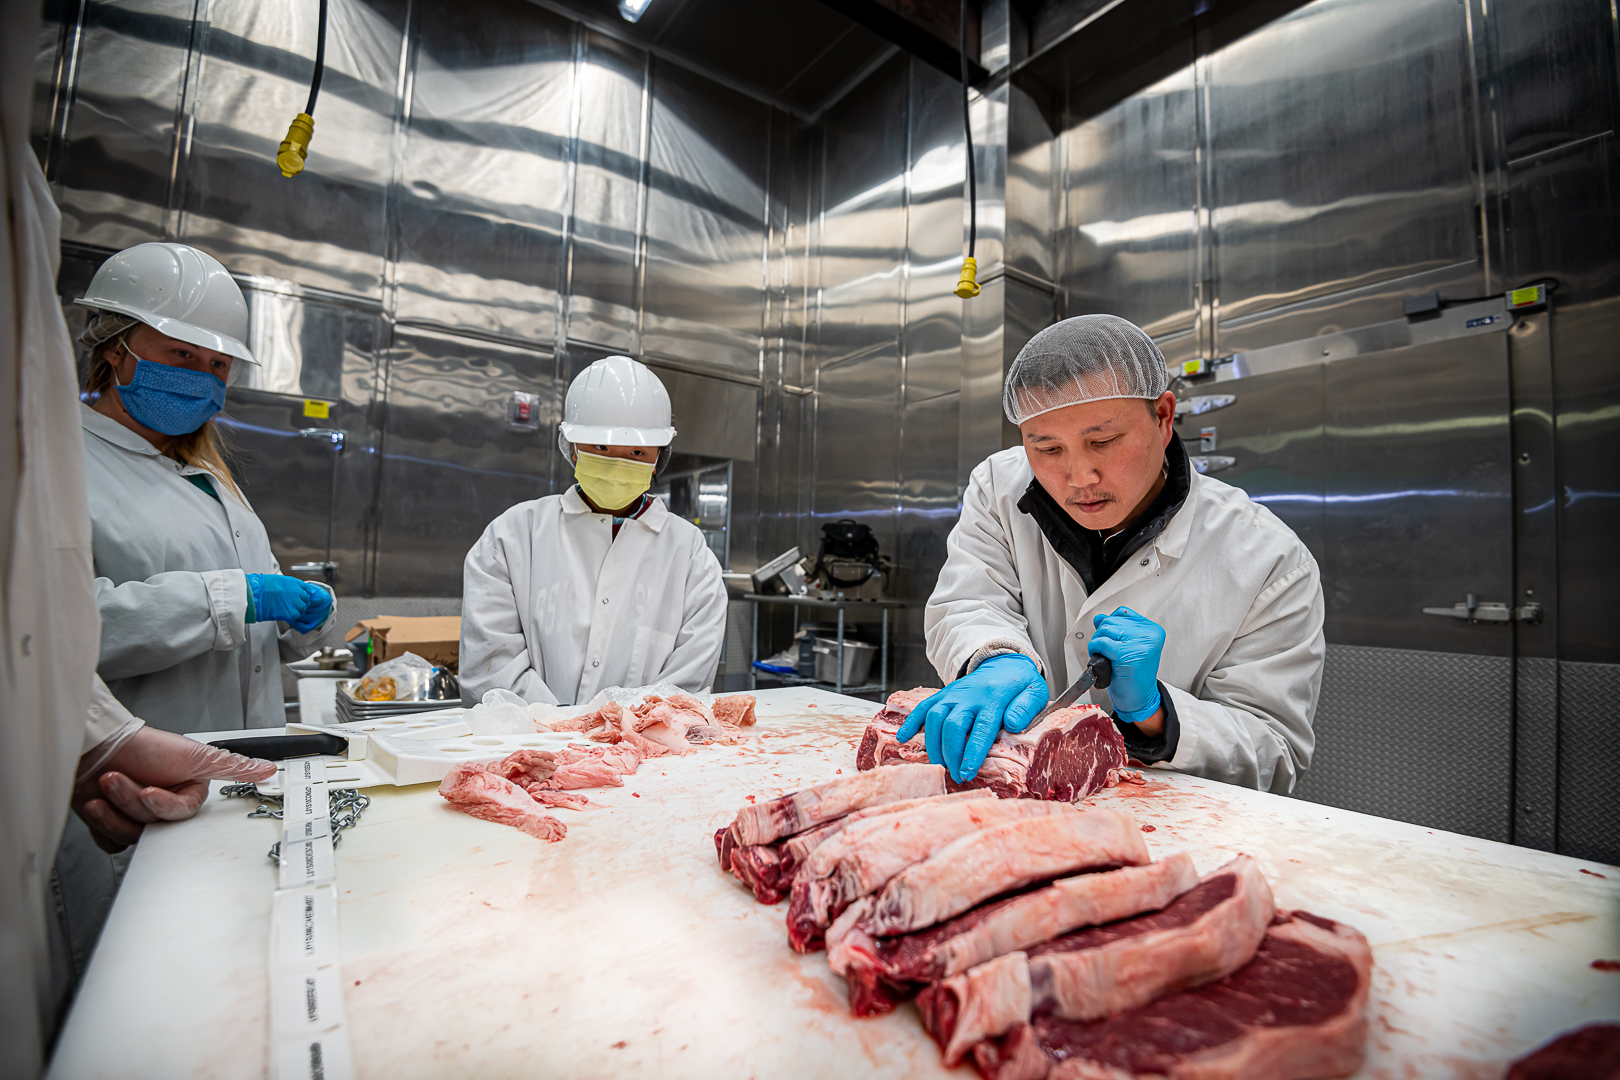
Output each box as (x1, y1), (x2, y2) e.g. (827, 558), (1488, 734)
(574, 450), (655, 511)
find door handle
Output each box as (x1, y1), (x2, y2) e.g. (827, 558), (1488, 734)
(1422, 594), (1542, 624)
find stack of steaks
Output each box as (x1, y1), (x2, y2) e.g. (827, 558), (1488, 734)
(706, 692), (1374, 1080)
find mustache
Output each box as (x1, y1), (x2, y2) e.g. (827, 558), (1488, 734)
(1065, 489), (1116, 506)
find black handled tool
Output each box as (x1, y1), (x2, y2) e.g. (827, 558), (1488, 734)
(1026, 653), (1113, 727)
(206, 733), (350, 761)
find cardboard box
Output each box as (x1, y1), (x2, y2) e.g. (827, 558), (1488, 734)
(345, 616), (461, 671)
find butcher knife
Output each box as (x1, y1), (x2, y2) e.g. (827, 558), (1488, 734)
(205, 733), (351, 761)
(1026, 653), (1113, 727)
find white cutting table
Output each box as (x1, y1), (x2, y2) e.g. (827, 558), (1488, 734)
(48, 687), (1620, 1079)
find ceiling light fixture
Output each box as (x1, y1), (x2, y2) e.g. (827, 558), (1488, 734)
(618, 0), (653, 22)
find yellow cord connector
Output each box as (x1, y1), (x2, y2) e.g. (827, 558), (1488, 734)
(954, 255), (981, 299)
(277, 113), (315, 177)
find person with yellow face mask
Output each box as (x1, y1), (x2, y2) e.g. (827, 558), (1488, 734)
(459, 357), (728, 706)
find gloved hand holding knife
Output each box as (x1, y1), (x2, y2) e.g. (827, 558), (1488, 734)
(902, 604), (1165, 783)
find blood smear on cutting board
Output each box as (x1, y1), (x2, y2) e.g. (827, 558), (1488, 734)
(1593, 959), (1620, 972)
(1140, 824), (1156, 832)
(1580, 868), (1608, 879)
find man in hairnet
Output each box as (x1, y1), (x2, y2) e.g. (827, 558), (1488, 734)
(903, 315), (1325, 793)
(459, 356), (727, 706)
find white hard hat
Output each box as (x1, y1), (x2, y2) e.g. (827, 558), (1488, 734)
(75, 242), (257, 370)
(559, 356), (676, 447)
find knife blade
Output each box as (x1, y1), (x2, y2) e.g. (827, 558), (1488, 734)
(1026, 653), (1113, 728)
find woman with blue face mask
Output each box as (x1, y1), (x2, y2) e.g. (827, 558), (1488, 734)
(75, 242), (336, 733)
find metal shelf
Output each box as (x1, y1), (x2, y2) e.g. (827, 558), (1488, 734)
(748, 671), (888, 697)
(745, 593), (904, 697)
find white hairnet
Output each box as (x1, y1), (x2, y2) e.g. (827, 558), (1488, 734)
(1004, 314), (1171, 425)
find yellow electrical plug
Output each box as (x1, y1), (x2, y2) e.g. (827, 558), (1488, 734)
(955, 255), (981, 299)
(277, 113), (314, 177)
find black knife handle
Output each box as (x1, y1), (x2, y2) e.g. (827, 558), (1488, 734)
(208, 733), (349, 761)
(1089, 654), (1113, 690)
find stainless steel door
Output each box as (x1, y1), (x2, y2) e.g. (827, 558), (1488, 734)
(1199, 313), (1519, 842)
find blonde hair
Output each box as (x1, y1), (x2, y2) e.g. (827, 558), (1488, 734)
(85, 328), (245, 502)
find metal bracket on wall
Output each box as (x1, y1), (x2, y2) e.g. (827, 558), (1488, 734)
(1422, 595), (1543, 624)
(1188, 454), (1235, 475)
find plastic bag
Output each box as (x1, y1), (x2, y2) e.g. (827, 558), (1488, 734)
(466, 688), (533, 735)
(355, 652), (435, 702)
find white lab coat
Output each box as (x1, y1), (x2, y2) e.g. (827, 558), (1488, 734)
(927, 446), (1326, 794)
(81, 405), (332, 733)
(460, 487), (727, 706)
(0, 55), (107, 1072)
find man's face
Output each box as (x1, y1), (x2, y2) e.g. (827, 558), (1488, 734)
(1021, 391), (1177, 531)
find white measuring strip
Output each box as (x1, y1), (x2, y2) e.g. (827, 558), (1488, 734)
(266, 763), (357, 1080)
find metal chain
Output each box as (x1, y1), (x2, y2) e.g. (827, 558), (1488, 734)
(222, 781), (371, 864)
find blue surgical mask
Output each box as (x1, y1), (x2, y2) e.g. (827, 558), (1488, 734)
(114, 349), (227, 436)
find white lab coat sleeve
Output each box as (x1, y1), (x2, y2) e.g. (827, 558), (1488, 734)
(924, 461), (1043, 682)
(82, 674), (142, 756)
(650, 537), (727, 692)
(460, 522), (559, 705)
(1161, 556), (1325, 795)
(94, 567), (250, 680)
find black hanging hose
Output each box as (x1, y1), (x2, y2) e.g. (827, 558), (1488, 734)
(277, 0), (328, 176)
(954, 0), (980, 298)
(306, 0), (329, 116)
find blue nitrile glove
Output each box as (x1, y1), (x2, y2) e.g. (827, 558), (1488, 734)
(290, 581), (334, 633)
(1089, 607), (1165, 725)
(245, 574), (331, 632)
(897, 653), (1049, 784)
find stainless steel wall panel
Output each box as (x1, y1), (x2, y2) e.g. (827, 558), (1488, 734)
(1557, 660), (1620, 866)
(219, 391), (379, 593)
(181, 0), (405, 299)
(902, 62), (966, 405)
(1294, 644), (1511, 842)
(641, 62), (769, 375)
(814, 348), (899, 553)
(815, 54), (908, 365)
(1057, 65), (1199, 337)
(49, 0), (197, 249)
(393, 0), (572, 344)
(898, 390), (961, 683)
(1320, 334), (1513, 653)
(1550, 297), (1620, 665)
(1005, 84), (1057, 287)
(239, 286), (382, 402)
(565, 30), (645, 352)
(650, 365), (759, 463)
(1189, 364), (1325, 557)
(1488, 0), (1619, 166)
(374, 328), (556, 595)
(1205, 0), (1479, 333)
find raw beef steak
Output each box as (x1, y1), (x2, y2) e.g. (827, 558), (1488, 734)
(1506, 1024), (1620, 1080)
(790, 797), (1068, 953)
(857, 705), (1129, 806)
(730, 763), (946, 846)
(918, 855), (1274, 1063)
(835, 855), (1199, 1017)
(855, 808), (1149, 938)
(965, 911), (1372, 1080)
(873, 686), (939, 726)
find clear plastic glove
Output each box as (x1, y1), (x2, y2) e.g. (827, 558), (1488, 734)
(72, 726), (277, 852)
(246, 573), (332, 632)
(1089, 606), (1166, 724)
(897, 653), (1049, 783)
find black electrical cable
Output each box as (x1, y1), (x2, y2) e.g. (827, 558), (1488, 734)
(960, 0), (976, 259)
(305, 0), (329, 116)
(1439, 276), (1561, 307)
